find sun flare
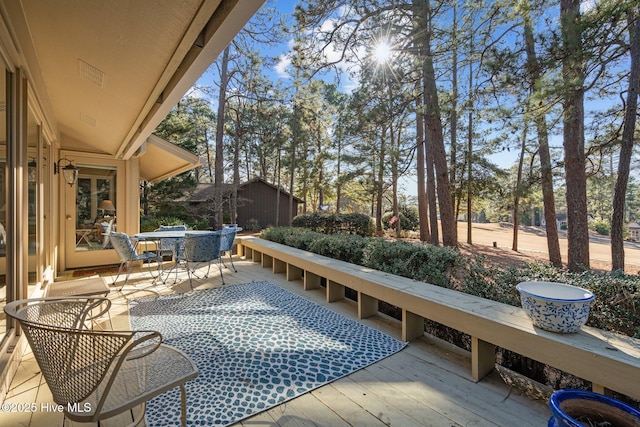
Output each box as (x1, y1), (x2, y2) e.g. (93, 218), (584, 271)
(373, 41), (391, 63)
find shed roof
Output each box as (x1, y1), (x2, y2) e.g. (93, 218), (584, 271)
(183, 177), (304, 203)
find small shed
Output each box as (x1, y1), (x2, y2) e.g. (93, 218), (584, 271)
(556, 211), (568, 231)
(628, 222), (640, 241)
(236, 178), (303, 229)
(185, 178), (303, 230)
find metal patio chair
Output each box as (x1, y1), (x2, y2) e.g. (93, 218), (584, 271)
(109, 232), (159, 290)
(4, 297), (198, 427)
(183, 232), (224, 288)
(155, 224), (187, 260)
(216, 228), (238, 272)
(155, 224), (187, 284)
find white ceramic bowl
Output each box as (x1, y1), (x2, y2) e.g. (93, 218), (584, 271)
(516, 281), (595, 333)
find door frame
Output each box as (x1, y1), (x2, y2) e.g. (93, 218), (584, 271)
(61, 151), (125, 270)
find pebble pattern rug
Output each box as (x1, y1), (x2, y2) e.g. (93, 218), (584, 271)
(129, 281), (406, 426)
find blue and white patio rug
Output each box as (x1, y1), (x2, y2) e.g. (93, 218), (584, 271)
(129, 280), (406, 426)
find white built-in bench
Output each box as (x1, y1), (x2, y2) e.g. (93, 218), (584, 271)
(236, 236), (640, 401)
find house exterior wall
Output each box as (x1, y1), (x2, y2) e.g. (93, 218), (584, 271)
(237, 181), (299, 230)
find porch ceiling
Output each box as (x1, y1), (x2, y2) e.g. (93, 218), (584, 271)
(15, 0), (262, 160)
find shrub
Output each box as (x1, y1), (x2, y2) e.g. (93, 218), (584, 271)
(261, 227), (325, 251)
(245, 218), (260, 232)
(590, 218), (611, 236)
(362, 239), (461, 289)
(340, 213), (375, 236)
(462, 261), (559, 307)
(381, 206), (419, 231)
(140, 216), (186, 232)
(292, 212), (374, 236)
(308, 234), (366, 265)
(561, 270), (640, 338)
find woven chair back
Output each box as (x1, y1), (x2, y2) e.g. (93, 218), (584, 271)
(5, 299), (132, 405)
(184, 232), (221, 263)
(218, 228), (237, 253)
(109, 232), (137, 262)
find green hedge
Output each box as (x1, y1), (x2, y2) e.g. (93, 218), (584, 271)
(309, 234), (367, 265)
(291, 212), (374, 236)
(362, 238), (461, 289)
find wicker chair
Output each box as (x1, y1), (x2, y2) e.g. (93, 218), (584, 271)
(109, 232), (159, 290)
(183, 232), (224, 288)
(4, 297), (198, 427)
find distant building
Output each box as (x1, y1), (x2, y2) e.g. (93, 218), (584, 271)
(556, 211), (568, 231)
(186, 178), (303, 230)
(628, 222), (640, 241)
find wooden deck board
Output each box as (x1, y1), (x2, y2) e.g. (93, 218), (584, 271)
(310, 385), (391, 427)
(4, 258), (551, 426)
(370, 348), (545, 426)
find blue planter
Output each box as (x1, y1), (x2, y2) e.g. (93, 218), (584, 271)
(548, 390), (640, 427)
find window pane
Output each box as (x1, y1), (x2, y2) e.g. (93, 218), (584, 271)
(75, 166), (116, 252)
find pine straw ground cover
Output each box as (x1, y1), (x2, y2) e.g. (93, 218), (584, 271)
(262, 227), (640, 405)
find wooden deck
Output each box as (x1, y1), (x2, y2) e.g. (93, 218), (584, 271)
(2, 259), (551, 426)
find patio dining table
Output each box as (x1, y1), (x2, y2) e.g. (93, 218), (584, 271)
(133, 230), (229, 283)
(133, 229), (214, 241)
(133, 227), (242, 242)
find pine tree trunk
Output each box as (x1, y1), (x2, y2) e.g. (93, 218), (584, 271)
(413, 0), (447, 246)
(215, 45), (230, 228)
(376, 130), (386, 235)
(289, 93), (298, 225)
(416, 106), (430, 242)
(425, 115), (440, 245)
(612, 8), (640, 271)
(422, 7), (457, 247)
(513, 122), (527, 252)
(561, 0), (590, 271)
(522, 2), (562, 267)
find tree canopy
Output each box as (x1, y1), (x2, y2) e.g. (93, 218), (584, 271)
(148, 0), (640, 272)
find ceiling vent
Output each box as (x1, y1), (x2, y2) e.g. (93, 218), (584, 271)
(78, 59), (105, 88)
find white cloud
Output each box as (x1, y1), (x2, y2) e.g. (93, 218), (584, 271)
(274, 54), (292, 79)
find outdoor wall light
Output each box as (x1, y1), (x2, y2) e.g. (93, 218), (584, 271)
(54, 157), (79, 187)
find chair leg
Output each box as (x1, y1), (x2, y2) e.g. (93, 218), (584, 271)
(144, 255), (159, 279)
(204, 261), (211, 278)
(216, 258), (225, 285)
(161, 253), (185, 285)
(123, 401), (146, 427)
(228, 252), (237, 272)
(219, 253), (237, 273)
(180, 384), (188, 427)
(118, 261), (132, 291)
(112, 262), (127, 286)
(186, 262), (194, 290)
